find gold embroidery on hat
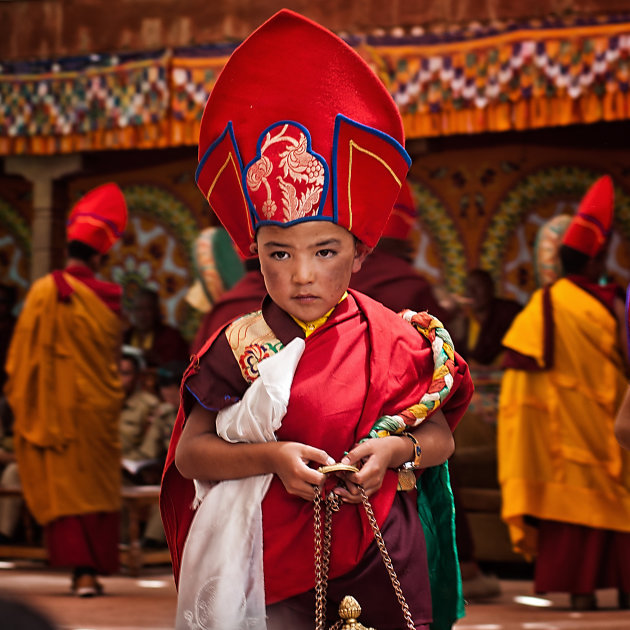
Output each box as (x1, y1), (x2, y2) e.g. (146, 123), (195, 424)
(246, 123), (325, 223)
(206, 152), (253, 240)
(347, 140), (402, 231)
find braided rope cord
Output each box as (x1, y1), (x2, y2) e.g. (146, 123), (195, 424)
(367, 310), (457, 440)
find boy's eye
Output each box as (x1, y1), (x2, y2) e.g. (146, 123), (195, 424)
(317, 249), (336, 258)
(270, 251), (289, 261)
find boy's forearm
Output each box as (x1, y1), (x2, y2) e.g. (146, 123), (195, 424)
(408, 410), (455, 468)
(176, 433), (280, 481)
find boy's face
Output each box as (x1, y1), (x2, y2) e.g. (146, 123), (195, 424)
(119, 358), (138, 396)
(255, 221), (369, 322)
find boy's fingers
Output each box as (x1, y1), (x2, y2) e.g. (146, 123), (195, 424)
(305, 447), (335, 467)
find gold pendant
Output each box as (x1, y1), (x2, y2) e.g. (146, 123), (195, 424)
(337, 595), (376, 630)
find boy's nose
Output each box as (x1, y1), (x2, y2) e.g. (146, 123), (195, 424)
(292, 260), (314, 284)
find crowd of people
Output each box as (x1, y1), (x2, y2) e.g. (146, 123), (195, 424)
(0, 8), (629, 630)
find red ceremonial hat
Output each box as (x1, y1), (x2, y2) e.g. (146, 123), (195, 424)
(382, 179), (417, 241)
(561, 175), (614, 258)
(195, 9), (411, 258)
(66, 183), (128, 253)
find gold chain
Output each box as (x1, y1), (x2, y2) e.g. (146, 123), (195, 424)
(313, 485), (415, 630)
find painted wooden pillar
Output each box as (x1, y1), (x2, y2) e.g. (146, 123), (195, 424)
(4, 155), (82, 281)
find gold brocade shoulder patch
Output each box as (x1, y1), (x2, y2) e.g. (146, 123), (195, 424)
(225, 311), (284, 384)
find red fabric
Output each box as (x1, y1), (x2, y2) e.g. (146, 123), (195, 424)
(275, 492), (432, 629)
(45, 512), (120, 574)
(565, 274), (619, 313)
(61, 265), (122, 315)
(191, 270), (267, 353)
(160, 291), (473, 596)
(66, 183), (127, 254)
(123, 323), (190, 367)
(350, 250), (448, 322)
(382, 180), (417, 241)
(534, 520), (630, 594)
(561, 175), (614, 258)
(196, 10), (410, 257)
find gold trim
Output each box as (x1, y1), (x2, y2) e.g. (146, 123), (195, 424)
(347, 140), (402, 231)
(205, 151), (253, 240)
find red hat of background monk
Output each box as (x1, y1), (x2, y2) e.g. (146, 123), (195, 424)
(67, 183), (127, 253)
(382, 180), (417, 241)
(195, 9), (411, 258)
(561, 175), (614, 258)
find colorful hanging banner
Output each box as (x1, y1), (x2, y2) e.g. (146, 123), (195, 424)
(0, 16), (629, 155)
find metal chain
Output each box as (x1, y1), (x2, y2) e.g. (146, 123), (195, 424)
(313, 484), (415, 630)
(313, 489), (326, 630)
(358, 486), (415, 630)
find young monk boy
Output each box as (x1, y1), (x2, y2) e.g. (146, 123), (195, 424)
(160, 10), (473, 630)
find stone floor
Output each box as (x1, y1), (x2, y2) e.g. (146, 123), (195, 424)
(0, 560), (629, 629)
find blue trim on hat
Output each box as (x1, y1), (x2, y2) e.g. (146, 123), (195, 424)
(331, 114), (411, 222)
(242, 120), (330, 229)
(576, 208), (611, 238)
(66, 212), (123, 236)
(195, 121), (244, 184)
(255, 215), (337, 231)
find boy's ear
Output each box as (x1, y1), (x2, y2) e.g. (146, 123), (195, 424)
(352, 241), (372, 273)
(250, 242), (259, 255)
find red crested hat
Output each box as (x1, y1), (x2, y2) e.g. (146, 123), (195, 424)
(561, 175), (614, 258)
(67, 183), (127, 253)
(382, 179), (417, 241)
(195, 9), (411, 258)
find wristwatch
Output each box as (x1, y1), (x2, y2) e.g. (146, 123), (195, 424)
(399, 431), (422, 469)
(396, 432), (422, 492)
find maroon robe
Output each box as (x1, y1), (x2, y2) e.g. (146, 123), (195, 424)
(160, 290), (473, 617)
(350, 249), (449, 322)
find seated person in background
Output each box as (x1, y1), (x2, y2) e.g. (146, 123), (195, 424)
(119, 346), (160, 482)
(123, 287), (189, 369)
(140, 361), (187, 548)
(455, 269), (522, 368)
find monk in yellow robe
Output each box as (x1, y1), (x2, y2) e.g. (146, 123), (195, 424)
(498, 175), (630, 610)
(4, 183), (127, 597)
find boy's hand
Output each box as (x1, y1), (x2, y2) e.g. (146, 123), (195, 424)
(332, 437), (403, 502)
(273, 442), (335, 501)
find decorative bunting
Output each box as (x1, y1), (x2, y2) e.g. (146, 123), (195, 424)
(1, 15), (630, 155)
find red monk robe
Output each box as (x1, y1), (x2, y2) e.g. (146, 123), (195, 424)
(350, 249), (449, 323)
(161, 290), (473, 610)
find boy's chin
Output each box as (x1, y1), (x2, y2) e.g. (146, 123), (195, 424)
(284, 302), (329, 323)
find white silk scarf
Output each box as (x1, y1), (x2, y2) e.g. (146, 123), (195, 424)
(175, 338), (305, 630)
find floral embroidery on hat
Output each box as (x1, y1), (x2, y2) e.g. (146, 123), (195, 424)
(245, 122), (328, 224)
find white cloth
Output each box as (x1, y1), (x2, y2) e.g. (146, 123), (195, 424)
(175, 338), (305, 630)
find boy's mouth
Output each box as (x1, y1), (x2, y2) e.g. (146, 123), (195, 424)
(293, 294), (318, 302)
